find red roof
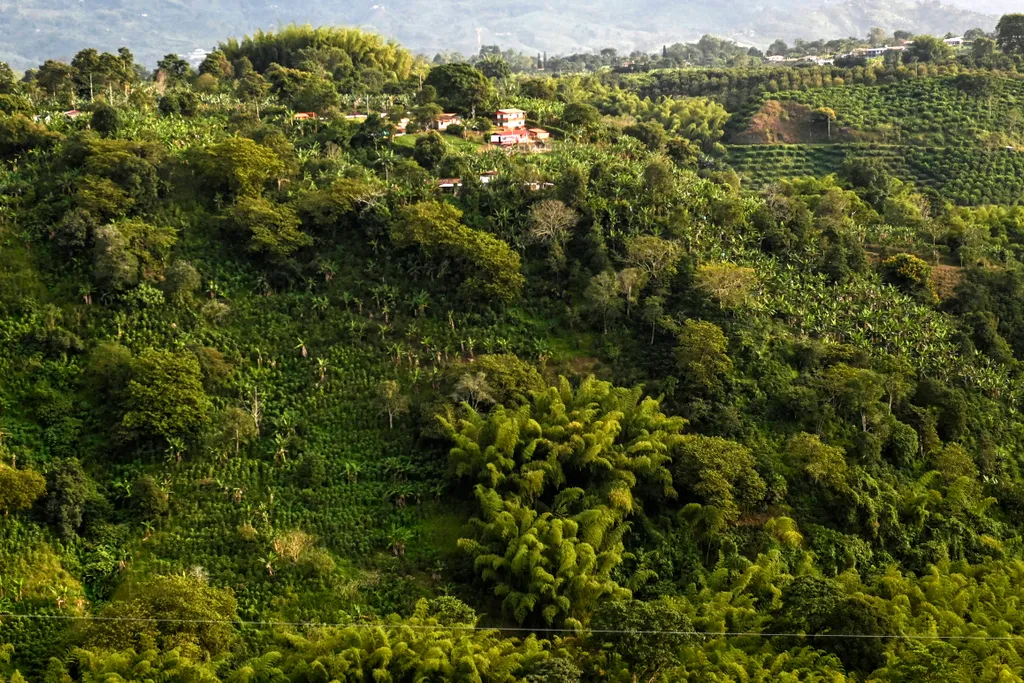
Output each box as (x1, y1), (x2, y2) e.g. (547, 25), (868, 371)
(437, 178), (462, 185)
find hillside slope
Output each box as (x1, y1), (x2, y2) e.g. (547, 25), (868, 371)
(0, 0), (997, 69)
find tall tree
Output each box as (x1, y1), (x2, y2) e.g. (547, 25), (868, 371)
(996, 14), (1024, 55)
(423, 63), (492, 117)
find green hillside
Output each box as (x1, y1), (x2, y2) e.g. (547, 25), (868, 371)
(8, 22), (1024, 683)
(724, 73), (1024, 204)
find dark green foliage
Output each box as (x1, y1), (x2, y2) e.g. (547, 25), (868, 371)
(996, 14), (1024, 55)
(588, 598), (695, 681)
(560, 102), (601, 129)
(158, 90), (199, 117)
(131, 475), (169, 519)
(121, 349), (212, 445)
(423, 63), (492, 115)
(412, 130), (446, 170)
(43, 458), (95, 539)
(88, 102), (120, 137)
(772, 576), (891, 673)
(391, 201), (524, 302)
(622, 120), (668, 151)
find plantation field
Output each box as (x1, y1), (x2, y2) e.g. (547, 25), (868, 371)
(736, 75), (1024, 144)
(728, 142), (1024, 207)
(727, 143), (912, 188)
(905, 145), (1024, 205)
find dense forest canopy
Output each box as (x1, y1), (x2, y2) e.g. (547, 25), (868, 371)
(7, 18), (1024, 682)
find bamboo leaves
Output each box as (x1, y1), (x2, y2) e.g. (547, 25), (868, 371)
(440, 376), (683, 626)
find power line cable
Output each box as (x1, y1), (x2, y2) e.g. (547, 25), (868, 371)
(1, 612), (1021, 641)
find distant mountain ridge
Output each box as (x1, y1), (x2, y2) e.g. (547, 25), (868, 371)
(0, 0), (1000, 69)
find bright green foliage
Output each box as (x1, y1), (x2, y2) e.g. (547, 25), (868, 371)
(672, 435), (766, 524)
(881, 253), (934, 302)
(72, 647), (220, 683)
(83, 575), (238, 659)
(92, 219), (176, 290)
(636, 97), (730, 153)
(9, 23), (1024, 682)
(220, 26), (418, 81)
(121, 349), (212, 445)
(786, 433), (848, 490)
(0, 114), (61, 157)
(189, 138), (284, 197)
(391, 201), (524, 302)
(441, 376), (683, 626)
(675, 320), (732, 395)
(225, 196), (310, 258)
(0, 465), (46, 515)
(466, 354), (545, 406)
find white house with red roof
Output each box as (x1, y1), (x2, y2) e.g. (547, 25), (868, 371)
(490, 108), (549, 147)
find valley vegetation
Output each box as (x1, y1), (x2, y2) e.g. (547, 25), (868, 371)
(6, 17), (1024, 682)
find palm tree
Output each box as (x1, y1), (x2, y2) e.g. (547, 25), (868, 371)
(411, 290), (430, 317)
(166, 437), (186, 464)
(344, 461), (362, 484)
(374, 146), (397, 183)
(311, 296), (329, 314)
(272, 433), (289, 463)
(295, 338), (308, 358)
(388, 525), (412, 557)
(318, 260), (338, 282)
(316, 357), (330, 384)
(259, 552), (278, 577)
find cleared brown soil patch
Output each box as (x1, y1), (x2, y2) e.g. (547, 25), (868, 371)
(733, 100), (866, 145)
(931, 264), (963, 300)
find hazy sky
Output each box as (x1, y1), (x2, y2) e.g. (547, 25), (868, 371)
(945, 0), (1016, 15)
